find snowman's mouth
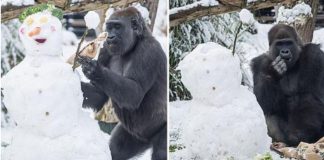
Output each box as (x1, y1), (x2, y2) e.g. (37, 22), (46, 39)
(34, 38), (47, 44)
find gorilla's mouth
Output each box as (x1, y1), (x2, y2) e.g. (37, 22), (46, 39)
(34, 38), (47, 44)
(281, 56), (292, 62)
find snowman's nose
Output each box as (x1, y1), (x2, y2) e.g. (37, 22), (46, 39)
(28, 27), (41, 37)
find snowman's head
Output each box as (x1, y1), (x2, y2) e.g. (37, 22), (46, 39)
(19, 7), (63, 56)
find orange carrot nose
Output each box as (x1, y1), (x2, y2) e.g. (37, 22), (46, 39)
(28, 27), (41, 37)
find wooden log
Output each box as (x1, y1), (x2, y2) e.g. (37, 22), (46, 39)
(38, 0), (67, 8)
(1, 0), (139, 22)
(145, 0), (160, 31)
(170, 0), (296, 27)
(294, 0), (319, 43)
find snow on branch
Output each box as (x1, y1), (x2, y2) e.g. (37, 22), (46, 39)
(170, 0), (297, 27)
(169, 0), (219, 15)
(1, 0), (139, 22)
(277, 2), (312, 25)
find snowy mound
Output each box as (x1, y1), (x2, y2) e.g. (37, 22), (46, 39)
(174, 42), (271, 160)
(178, 42), (241, 106)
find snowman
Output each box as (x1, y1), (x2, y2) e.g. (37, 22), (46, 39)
(2, 4), (110, 160)
(175, 42), (271, 159)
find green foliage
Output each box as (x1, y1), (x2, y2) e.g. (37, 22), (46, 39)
(169, 144), (186, 152)
(19, 3), (63, 22)
(254, 152), (273, 160)
(1, 20), (25, 76)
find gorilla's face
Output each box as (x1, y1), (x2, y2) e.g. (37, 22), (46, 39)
(105, 16), (137, 55)
(268, 24), (302, 69)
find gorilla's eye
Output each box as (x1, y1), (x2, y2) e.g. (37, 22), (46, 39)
(131, 19), (138, 30)
(277, 40), (293, 46)
(106, 25), (113, 31)
(114, 23), (121, 29)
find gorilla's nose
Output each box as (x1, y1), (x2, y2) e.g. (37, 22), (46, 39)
(280, 48), (291, 59)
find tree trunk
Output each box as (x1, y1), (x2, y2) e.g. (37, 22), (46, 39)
(295, 0), (319, 43)
(144, 0), (159, 31)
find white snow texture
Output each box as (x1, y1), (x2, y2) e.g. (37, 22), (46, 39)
(277, 2), (312, 24)
(170, 42), (271, 160)
(239, 9), (255, 25)
(170, 0), (219, 15)
(1, 0), (34, 6)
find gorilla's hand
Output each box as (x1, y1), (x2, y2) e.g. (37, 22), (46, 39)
(271, 56), (287, 75)
(78, 56), (102, 80)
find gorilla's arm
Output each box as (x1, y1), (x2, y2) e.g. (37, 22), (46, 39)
(81, 82), (108, 111)
(251, 54), (284, 114)
(80, 40), (161, 111)
(251, 55), (289, 141)
(285, 44), (324, 145)
(286, 100), (324, 146)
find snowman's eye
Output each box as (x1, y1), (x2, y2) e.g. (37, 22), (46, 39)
(39, 16), (48, 24)
(25, 17), (34, 26)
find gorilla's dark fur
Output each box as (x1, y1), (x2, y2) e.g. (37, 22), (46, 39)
(79, 7), (167, 160)
(251, 24), (324, 146)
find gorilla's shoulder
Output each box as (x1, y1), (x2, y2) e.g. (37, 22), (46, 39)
(301, 43), (324, 61)
(303, 43), (324, 55)
(142, 36), (166, 56)
(250, 53), (270, 73)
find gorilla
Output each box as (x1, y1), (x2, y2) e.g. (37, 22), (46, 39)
(78, 7), (167, 160)
(251, 24), (324, 147)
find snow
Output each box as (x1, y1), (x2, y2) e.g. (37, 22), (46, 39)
(84, 11), (100, 29)
(313, 28), (324, 51)
(1, 0), (34, 6)
(247, 0), (258, 3)
(277, 2), (312, 25)
(132, 3), (151, 25)
(170, 42), (271, 160)
(170, 0), (219, 15)
(236, 23), (273, 88)
(153, 0), (168, 54)
(2, 12), (110, 160)
(239, 9), (255, 25)
(62, 29), (78, 46)
(71, 0), (83, 3)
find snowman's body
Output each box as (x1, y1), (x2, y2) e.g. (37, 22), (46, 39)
(2, 11), (110, 160)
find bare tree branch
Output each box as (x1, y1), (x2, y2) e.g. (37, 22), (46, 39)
(1, 0), (139, 22)
(170, 0), (297, 27)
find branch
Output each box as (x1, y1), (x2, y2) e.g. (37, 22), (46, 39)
(145, 0), (159, 31)
(1, 0), (139, 22)
(232, 21), (243, 55)
(170, 0), (296, 27)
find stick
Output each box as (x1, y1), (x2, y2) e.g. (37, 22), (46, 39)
(72, 28), (89, 70)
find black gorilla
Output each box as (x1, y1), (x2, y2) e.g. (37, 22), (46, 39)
(251, 24), (324, 147)
(78, 7), (167, 160)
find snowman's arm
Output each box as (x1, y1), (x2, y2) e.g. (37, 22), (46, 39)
(81, 82), (108, 112)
